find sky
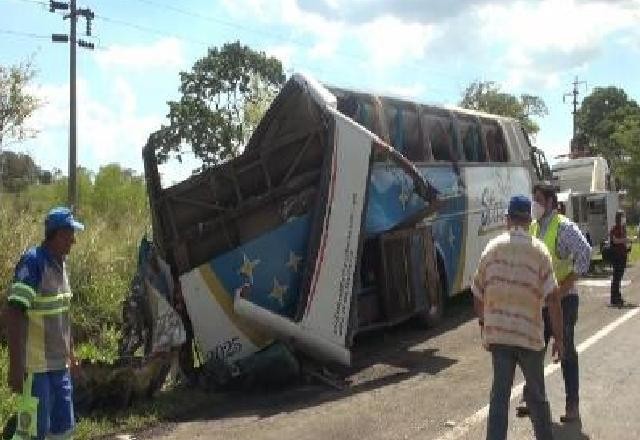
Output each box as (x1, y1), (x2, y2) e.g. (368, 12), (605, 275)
(1, 0), (640, 185)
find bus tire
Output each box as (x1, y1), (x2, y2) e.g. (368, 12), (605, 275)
(417, 256), (447, 328)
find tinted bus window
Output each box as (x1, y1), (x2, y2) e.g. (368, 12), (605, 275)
(482, 121), (509, 162)
(402, 107), (424, 161)
(459, 118), (486, 162)
(425, 115), (455, 161)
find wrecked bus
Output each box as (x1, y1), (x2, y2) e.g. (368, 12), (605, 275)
(142, 74), (551, 367)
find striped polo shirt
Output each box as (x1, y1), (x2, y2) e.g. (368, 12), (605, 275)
(471, 228), (557, 351)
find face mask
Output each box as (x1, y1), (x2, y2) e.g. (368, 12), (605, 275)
(532, 202), (545, 220)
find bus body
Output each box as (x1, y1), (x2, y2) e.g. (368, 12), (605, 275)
(144, 74), (551, 367)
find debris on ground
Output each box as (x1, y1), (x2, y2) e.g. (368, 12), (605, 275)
(73, 354), (172, 414)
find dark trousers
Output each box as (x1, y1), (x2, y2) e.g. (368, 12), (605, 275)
(488, 345), (553, 440)
(611, 255), (627, 305)
(524, 294), (580, 410)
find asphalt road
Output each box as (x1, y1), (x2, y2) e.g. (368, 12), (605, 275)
(142, 262), (640, 440)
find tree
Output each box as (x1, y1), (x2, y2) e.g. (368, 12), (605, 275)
(0, 150), (42, 192)
(146, 42), (285, 168)
(611, 112), (640, 201)
(576, 86), (640, 161)
(459, 81), (548, 135)
(92, 163), (147, 220)
(1, 61), (40, 195)
(0, 61), (40, 147)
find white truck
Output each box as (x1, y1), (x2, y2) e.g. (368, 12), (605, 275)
(553, 156), (619, 248)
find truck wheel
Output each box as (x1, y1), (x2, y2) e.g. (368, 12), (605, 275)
(417, 257), (447, 328)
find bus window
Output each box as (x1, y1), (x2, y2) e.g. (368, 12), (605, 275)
(459, 118), (486, 162)
(402, 107), (424, 161)
(337, 94), (359, 120)
(426, 116), (455, 161)
(384, 104), (403, 153)
(356, 100), (373, 131)
(494, 127), (509, 162)
(482, 121), (509, 162)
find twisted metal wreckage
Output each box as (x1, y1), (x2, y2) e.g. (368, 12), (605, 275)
(77, 73), (458, 408)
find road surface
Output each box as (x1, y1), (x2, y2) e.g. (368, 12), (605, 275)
(139, 263), (640, 440)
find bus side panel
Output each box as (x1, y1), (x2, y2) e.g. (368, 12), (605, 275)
(366, 164), (465, 297)
(418, 166), (466, 296)
(461, 166), (532, 288)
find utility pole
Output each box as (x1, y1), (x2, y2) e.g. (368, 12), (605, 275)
(50, 0), (94, 211)
(563, 76), (587, 156)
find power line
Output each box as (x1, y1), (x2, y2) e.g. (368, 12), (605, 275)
(130, 0), (306, 46)
(93, 14), (211, 47)
(8, 0), (466, 103)
(0, 28), (50, 39)
(7, 0), (48, 7)
(12, 0), (472, 91)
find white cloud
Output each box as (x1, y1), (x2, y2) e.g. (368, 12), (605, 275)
(477, 0), (639, 89)
(95, 38), (185, 70)
(25, 77), (162, 174)
(265, 44), (296, 67)
(223, 0), (439, 68)
(354, 16), (438, 67)
(224, 0), (640, 91)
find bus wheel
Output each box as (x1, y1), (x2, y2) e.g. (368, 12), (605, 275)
(417, 257), (447, 328)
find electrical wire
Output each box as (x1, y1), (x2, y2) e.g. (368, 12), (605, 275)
(0, 29), (50, 39)
(4, 0), (468, 100)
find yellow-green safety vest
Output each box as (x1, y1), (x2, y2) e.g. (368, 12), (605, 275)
(530, 213), (573, 282)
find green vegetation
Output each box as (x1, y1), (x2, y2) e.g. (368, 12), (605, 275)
(459, 80), (548, 135)
(0, 164), (152, 437)
(0, 60), (40, 149)
(629, 242), (640, 264)
(147, 41), (285, 168)
(576, 87), (640, 210)
(628, 225), (640, 264)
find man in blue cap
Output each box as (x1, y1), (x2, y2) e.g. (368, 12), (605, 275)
(4, 207), (84, 440)
(472, 195), (564, 440)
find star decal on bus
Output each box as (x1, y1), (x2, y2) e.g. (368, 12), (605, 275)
(270, 277), (288, 305)
(238, 254), (260, 284)
(286, 250), (303, 273)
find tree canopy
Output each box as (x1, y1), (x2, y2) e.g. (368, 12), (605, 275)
(146, 41), (285, 168)
(0, 150), (51, 192)
(611, 111), (640, 200)
(576, 86), (640, 161)
(459, 81), (548, 135)
(0, 61), (40, 148)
